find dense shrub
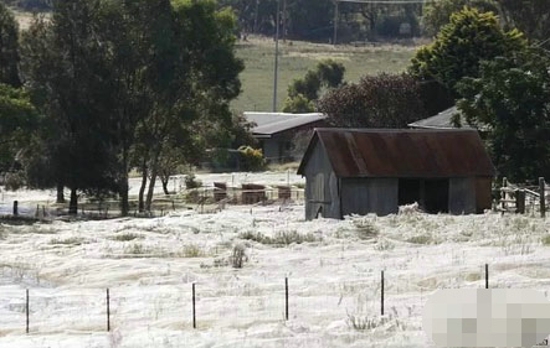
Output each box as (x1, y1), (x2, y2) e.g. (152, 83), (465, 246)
(237, 146), (265, 172)
(184, 173), (202, 189)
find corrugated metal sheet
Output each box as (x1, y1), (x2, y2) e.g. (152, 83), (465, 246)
(297, 128), (495, 178)
(408, 106), (472, 130)
(408, 106), (488, 132)
(243, 112), (326, 136)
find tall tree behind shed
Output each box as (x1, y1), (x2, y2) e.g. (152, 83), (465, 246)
(318, 73), (428, 128)
(0, 3), (21, 87)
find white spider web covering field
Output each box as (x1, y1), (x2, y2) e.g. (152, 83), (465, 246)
(0, 171), (549, 348)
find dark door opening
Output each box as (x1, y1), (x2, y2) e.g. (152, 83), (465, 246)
(424, 179), (449, 213)
(398, 178), (449, 213)
(398, 179), (421, 206)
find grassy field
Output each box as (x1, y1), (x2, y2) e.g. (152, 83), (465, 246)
(12, 9), (420, 114)
(233, 36), (421, 113)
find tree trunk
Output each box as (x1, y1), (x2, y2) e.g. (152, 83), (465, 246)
(160, 171), (170, 195)
(138, 161), (148, 212)
(68, 188), (78, 215)
(145, 150), (161, 212)
(56, 183), (65, 203)
(145, 169), (158, 212)
(120, 150), (130, 217)
(120, 179), (129, 217)
(145, 143), (164, 211)
(145, 167), (157, 211)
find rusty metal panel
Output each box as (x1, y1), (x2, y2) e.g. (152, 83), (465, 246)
(312, 128), (495, 178)
(475, 177), (493, 213)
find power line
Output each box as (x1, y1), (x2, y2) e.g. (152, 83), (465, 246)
(336, 0), (432, 4)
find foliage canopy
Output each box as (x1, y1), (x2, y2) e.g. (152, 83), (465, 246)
(409, 7), (526, 94)
(318, 73), (427, 128)
(457, 48), (550, 182)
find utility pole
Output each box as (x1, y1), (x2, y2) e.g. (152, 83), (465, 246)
(282, 0), (287, 42)
(333, 0), (339, 45)
(272, 0), (280, 112)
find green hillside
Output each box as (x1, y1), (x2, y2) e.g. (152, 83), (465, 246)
(232, 36), (419, 113)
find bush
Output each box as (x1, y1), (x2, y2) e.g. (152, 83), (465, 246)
(237, 146), (266, 172)
(407, 233), (439, 245)
(49, 237), (86, 245)
(352, 218), (380, 239)
(110, 232), (142, 241)
(239, 230), (318, 246)
(4, 171), (25, 191)
(184, 173), (202, 189)
(230, 244), (247, 268)
(180, 244), (204, 258)
(290, 130), (314, 159)
(282, 94), (315, 113)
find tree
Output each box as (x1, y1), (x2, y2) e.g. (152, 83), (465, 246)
(132, 0), (243, 212)
(318, 73), (428, 128)
(0, 84), (38, 176)
(0, 3), (21, 87)
(282, 93), (314, 113)
(217, 0), (277, 36)
(93, 0), (174, 215)
(20, 0), (119, 214)
(496, 0), (550, 46)
(97, 0), (243, 213)
(285, 0), (335, 41)
(421, 0), (499, 37)
(409, 7), (526, 96)
(457, 48), (550, 182)
(18, 0), (243, 216)
(359, 2), (422, 39)
(283, 59), (345, 113)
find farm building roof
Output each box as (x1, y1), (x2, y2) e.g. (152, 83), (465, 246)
(408, 106), (475, 130)
(243, 112), (326, 138)
(297, 128), (495, 178)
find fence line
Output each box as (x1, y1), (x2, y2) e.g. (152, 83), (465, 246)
(1, 265), (498, 334)
(499, 176), (548, 217)
(0, 184), (306, 221)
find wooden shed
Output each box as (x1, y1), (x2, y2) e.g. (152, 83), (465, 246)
(297, 128), (496, 220)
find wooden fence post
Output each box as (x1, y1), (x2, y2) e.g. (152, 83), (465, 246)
(485, 264), (489, 289)
(540, 177), (546, 218)
(106, 288), (110, 332)
(26, 289), (29, 334)
(381, 270), (385, 316)
(192, 283), (196, 329)
(285, 277), (289, 321)
(516, 190), (526, 214)
(501, 177), (507, 211)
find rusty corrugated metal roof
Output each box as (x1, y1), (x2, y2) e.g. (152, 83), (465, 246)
(297, 128), (495, 178)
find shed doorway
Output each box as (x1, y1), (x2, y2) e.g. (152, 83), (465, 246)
(424, 179), (449, 214)
(398, 178), (449, 214)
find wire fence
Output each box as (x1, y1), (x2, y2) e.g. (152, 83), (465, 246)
(0, 184), (306, 221)
(0, 264), (503, 335)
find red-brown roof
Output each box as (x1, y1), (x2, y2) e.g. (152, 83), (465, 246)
(297, 128), (495, 178)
